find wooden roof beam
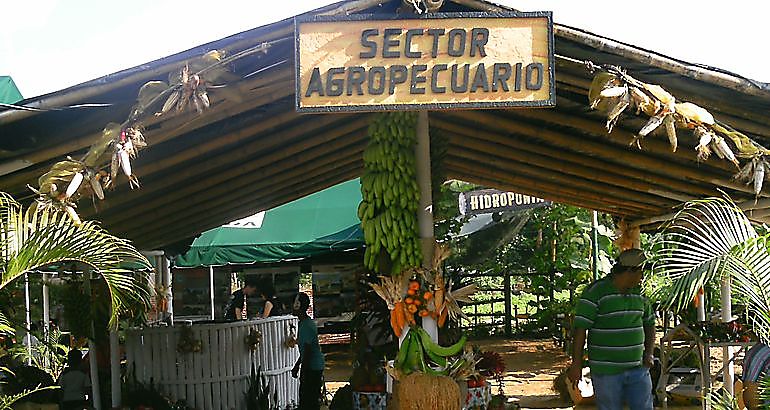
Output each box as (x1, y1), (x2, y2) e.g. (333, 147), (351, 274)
(84, 113), (367, 220)
(448, 110), (758, 197)
(106, 136), (367, 234)
(431, 117), (711, 201)
(445, 162), (640, 217)
(138, 164), (362, 249)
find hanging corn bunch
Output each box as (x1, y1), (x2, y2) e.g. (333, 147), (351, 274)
(30, 47), (251, 224)
(359, 112), (422, 274)
(587, 63), (770, 196)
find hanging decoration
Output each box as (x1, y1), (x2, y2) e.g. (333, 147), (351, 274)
(244, 328), (263, 351)
(359, 112), (422, 273)
(587, 62), (770, 197)
(30, 42), (275, 224)
(176, 324), (203, 354)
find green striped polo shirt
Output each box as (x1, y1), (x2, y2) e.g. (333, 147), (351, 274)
(574, 278), (655, 375)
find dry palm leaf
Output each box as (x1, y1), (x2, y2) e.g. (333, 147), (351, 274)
(443, 281), (478, 322)
(370, 275), (408, 309)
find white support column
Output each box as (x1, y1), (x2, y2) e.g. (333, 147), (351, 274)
(109, 330), (121, 408)
(24, 273), (32, 365)
(721, 277), (734, 395)
(84, 273), (102, 409)
(209, 266), (215, 320)
(42, 273), (50, 332)
(415, 110), (438, 342)
(164, 257), (174, 322)
(696, 289), (706, 322)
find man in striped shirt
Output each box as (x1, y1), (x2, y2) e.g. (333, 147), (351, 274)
(568, 248), (656, 410)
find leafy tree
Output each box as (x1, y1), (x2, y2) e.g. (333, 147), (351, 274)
(0, 192), (152, 333)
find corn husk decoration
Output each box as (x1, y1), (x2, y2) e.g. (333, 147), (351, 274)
(27, 47), (246, 225)
(588, 63), (770, 195)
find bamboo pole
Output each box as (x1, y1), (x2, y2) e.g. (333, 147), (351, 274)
(506, 106), (742, 175)
(431, 117), (716, 198)
(446, 168), (638, 218)
(553, 61), (770, 137)
(449, 110), (758, 197)
(129, 157), (363, 245)
(86, 113), (359, 219)
(445, 160), (643, 217)
(97, 116), (368, 225)
(415, 111), (438, 342)
(0, 27), (294, 126)
(141, 165), (362, 249)
(105, 134), (367, 234)
(116, 144), (366, 240)
(554, 26), (770, 98)
(0, 75), (295, 191)
(446, 140), (672, 210)
(437, 124), (698, 203)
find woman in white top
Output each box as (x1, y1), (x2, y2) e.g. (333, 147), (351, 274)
(57, 349), (90, 410)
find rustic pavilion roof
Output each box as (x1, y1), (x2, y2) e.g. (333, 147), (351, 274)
(1, 0), (769, 250)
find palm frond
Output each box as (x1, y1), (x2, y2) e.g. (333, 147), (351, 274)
(707, 388), (740, 410)
(0, 192), (151, 329)
(649, 198), (758, 312)
(650, 197), (770, 347)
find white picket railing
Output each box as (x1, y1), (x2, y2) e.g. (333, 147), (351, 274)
(125, 316), (300, 410)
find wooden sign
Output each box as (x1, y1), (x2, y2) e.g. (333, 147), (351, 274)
(459, 189), (551, 216)
(295, 12), (554, 112)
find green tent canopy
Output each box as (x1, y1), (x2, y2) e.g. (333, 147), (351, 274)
(0, 76), (22, 104)
(175, 179), (363, 267)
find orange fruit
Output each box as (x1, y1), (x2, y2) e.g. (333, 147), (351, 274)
(407, 304), (418, 313)
(423, 291), (433, 300)
(419, 310), (429, 317)
(407, 289), (416, 296)
(405, 297), (414, 305)
(413, 299), (421, 306)
(409, 281), (420, 290)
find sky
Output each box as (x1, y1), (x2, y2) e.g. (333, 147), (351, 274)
(1, 0), (768, 98)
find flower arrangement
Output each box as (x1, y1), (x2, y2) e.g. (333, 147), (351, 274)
(244, 328), (262, 351)
(176, 325), (202, 354)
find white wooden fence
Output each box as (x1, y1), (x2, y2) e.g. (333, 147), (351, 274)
(126, 316), (300, 410)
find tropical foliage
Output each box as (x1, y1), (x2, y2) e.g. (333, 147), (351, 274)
(0, 192), (151, 332)
(648, 197), (770, 345)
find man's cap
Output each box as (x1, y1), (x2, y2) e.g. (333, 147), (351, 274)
(615, 248), (646, 271)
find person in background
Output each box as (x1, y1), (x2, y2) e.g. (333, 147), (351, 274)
(259, 283), (283, 318)
(291, 292), (325, 410)
(569, 248), (656, 410)
(741, 342), (770, 409)
(224, 277), (258, 321)
(57, 349), (90, 410)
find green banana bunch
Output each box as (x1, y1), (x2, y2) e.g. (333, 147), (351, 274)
(394, 327), (468, 376)
(360, 112), (422, 273)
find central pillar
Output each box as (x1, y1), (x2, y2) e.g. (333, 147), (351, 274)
(415, 110), (438, 341)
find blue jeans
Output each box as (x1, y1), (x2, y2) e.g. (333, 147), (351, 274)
(592, 366), (653, 410)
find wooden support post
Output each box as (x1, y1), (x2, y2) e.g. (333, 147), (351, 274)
(504, 273), (512, 337)
(415, 110), (438, 342)
(514, 304), (519, 333)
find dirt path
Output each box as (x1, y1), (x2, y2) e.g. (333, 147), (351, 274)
(322, 337), (573, 408)
(321, 337), (702, 409)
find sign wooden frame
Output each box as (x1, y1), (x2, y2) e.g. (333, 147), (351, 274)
(295, 11), (555, 113)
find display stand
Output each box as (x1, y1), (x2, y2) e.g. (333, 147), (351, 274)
(657, 323), (754, 410)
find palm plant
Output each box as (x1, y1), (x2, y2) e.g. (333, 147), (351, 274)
(0, 192), (151, 333)
(648, 197), (770, 345)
